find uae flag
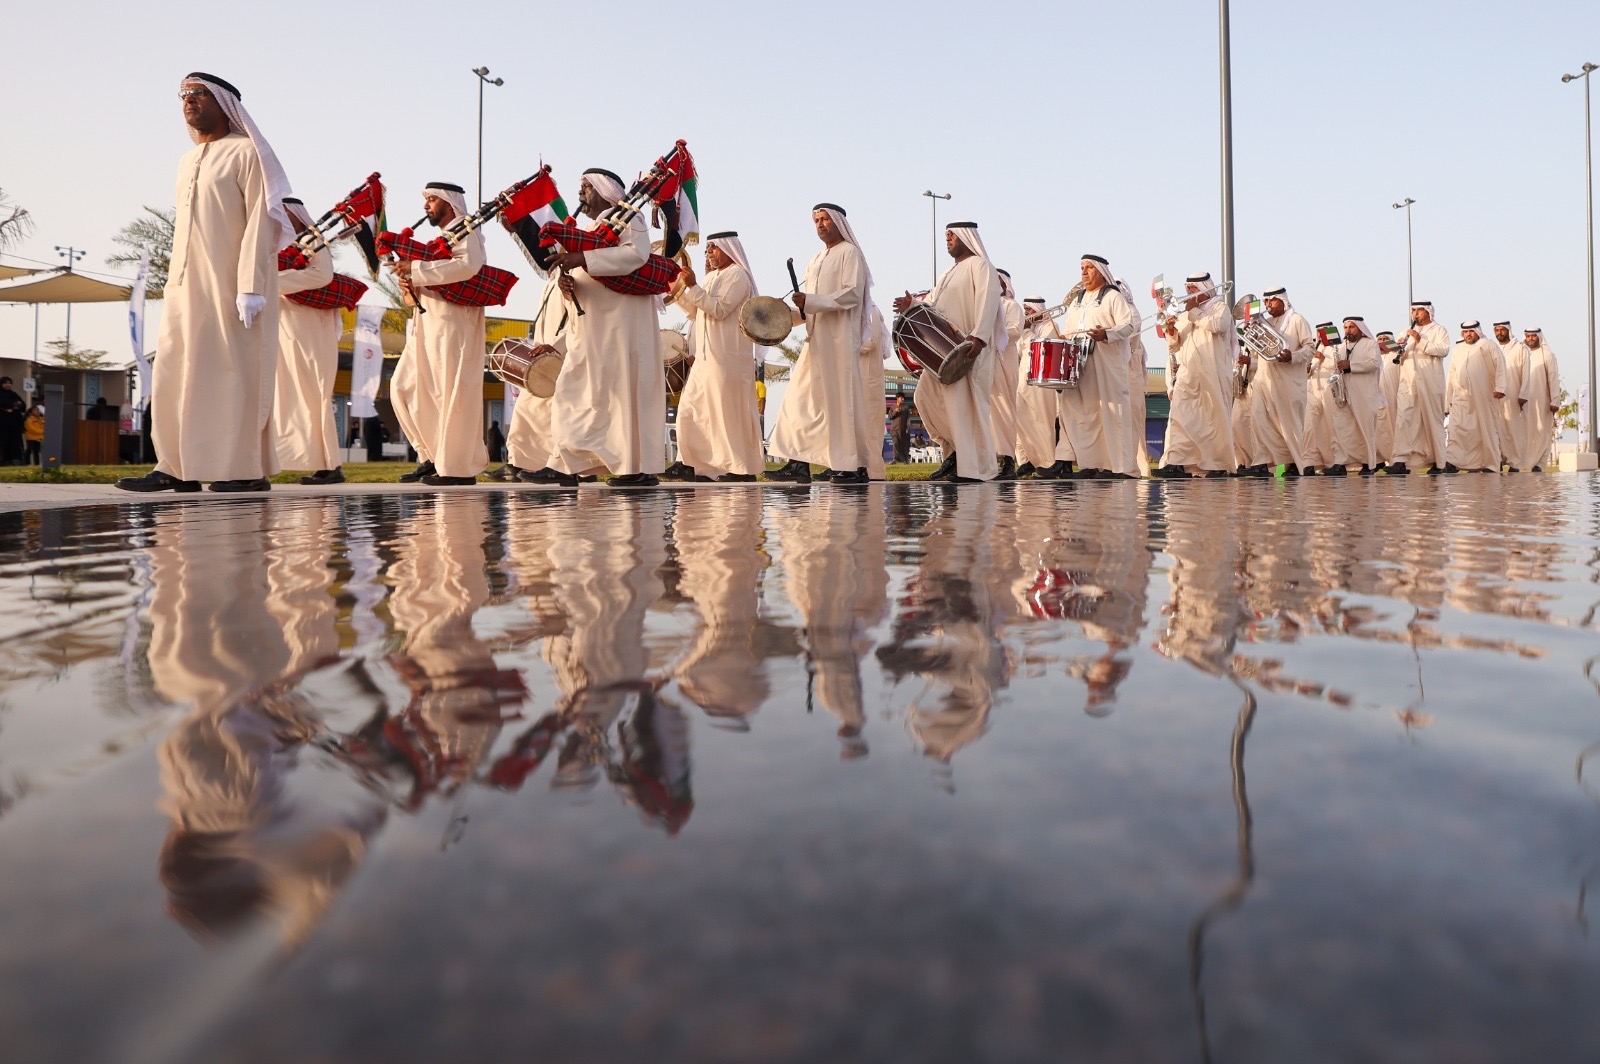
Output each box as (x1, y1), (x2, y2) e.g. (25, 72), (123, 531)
(1316, 323), (1341, 345)
(1240, 298), (1264, 321)
(674, 153), (700, 246)
(500, 167), (569, 276)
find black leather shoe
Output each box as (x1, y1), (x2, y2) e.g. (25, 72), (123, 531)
(208, 478), (271, 493)
(300, 467), (346, 485)
(927, 453), (958, 481)
(995, 456), (1017, 481)
(115, 470), (201, 493)
(1359, 465), (1376, 476)
(1204, 470), (1229, 478)
(1322, 465), (1346, 477)
(1505, 466), (1520, 473)
(486, 464), (519, 482)
(1034, 459), (1074, 480)
(398, 461), (436, 483)
(661, 461), (694, 482)
(1016, 462), (1036, 479)
(1387, 462), (1410, 476)
(1283, 464), (1302, 477)
(608, 473), (660, 487)
(829, 468), (869, 484)
(522, 469), (579, 487)
(764, 460), (811, 483)
(716, 473), (758, 483)
(1442, 463), (1460, 474)
(1152, 464), (1186, 479)
(421, 474), (477, 486)
(1532, 465), (1544, 473)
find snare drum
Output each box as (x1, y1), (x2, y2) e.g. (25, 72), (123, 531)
(1025, 335), (1093, 389)
(489, 337), (564, 399)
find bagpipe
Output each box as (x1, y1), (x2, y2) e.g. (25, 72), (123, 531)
(277, 172), (386, 276)
(531, 140), (697, 311)
(374, 176), (540, 309)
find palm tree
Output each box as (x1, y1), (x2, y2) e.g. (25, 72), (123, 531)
(0, 188), (33, 252)
(107, 206), (176, 289)
(763, 334), (803, 383)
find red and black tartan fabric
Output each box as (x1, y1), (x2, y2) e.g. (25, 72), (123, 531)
(375, 230), (452, 262)
(537, 219), (681, 297)
(286, 273), (368, 311)
(429, 265), (519, 308)
(277, 245), (310, 271)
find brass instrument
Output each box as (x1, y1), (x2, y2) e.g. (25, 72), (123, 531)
(1230, 294), (1293, 362)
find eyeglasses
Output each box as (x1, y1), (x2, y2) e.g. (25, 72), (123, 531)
(178, 88), (212, 101)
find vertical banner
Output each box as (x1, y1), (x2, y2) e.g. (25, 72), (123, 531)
(350, 303), (384, 418)
(128, 250), (151, 398)
(504, 380), (520, 426)
(1581, 386), (1592, 452)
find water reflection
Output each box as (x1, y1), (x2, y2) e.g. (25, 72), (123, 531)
(2, 477), (1600, 1059)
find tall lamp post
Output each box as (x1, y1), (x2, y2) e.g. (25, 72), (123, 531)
(54, 245), (85, 355)
(1563, 62), (1598, 453)
(1392, 197), (1416, 305)
(922, 190), (951, 287)
(1218, 0), (1235, 292)
(471, 66), (504, 205)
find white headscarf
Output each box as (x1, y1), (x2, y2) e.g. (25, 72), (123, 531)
(948, 221), (1009, 350)
(582, 168), (626, 207)
(1263, 287), (1296, 318)
(181, 73), (294, 245)
(1411, 301), (1438, 327)
(705, 231), (758, 297)
(1343, 316), (1374, 340)
(1082, 255), (1113, 287)
(997, 269), (1015, 300)
(283, 198), (313, 230)
(813, 203), (875, 346)
(1185, 270), (1221, 306)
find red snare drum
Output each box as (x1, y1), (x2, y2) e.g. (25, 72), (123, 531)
(1026, 336), (1093, 389)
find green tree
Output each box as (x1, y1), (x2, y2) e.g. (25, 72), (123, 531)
(0, 188), (32, 252)
(106, 206), (175, 290)
(42, 338), (110, 370)
(1556, 389), (1579, 432)
(763, 334), (803, 383)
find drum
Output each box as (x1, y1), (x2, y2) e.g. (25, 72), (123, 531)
(1025, 335), (1094, 390)
(661, 329), (691, 394)
(891, 301), (978, 386)
(489, 337), (563, 398)
(738, 295), (794, 346)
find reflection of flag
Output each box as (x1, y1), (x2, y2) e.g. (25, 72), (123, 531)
(1317, 323), (1341, 345)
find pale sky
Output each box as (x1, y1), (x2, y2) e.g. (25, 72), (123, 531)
(3, 0), (1598, 404)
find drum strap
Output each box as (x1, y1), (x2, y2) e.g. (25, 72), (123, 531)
(1073, 286), (1113, 308)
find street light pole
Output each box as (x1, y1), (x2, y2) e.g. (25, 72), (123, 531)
(922, 190), (951, 287)
(54, 245), (85, 355)
(1392, 198), (1416, 305)
(1563, 62), (1598, 453)
(1218, 0), (1236, 292)
(472, 67), (504, 205)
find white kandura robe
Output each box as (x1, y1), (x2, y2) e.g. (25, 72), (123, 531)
(506, 279), (570, 471)
(1126, 315), (1151, 476)
(767, 241), (867, 471)
(1231, 349), (1258, 469)
(1376, 349), (1400, 464)
(1015, 316), (1061, 468)
(992, 296), (1024, 460)
(1496, 339), (1535, 465)
(1302, 347), (1341, 469)
(154, 132), (280, 483)
(914, 254), (1001, 480)
(1391, 320), (1450, 469)
(1056, 285), (1137, 474)
(545, 212), (665, 476)
(390, 227), (489, 478)
(1248, 310), (1313, 469)
(1159, 299), (1234, 472)
(273, 244), (339, 471)
(857, 304), (889, 479)
(1522, 343), (1562, 468)
(1443, 339), (1507, 470)
(1330, 337), (1382, 469)
(674, 263), (764, 477)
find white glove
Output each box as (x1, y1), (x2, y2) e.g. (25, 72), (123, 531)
(237, 293), (265, 329)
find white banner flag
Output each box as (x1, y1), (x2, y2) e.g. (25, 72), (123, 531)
(350, 303), (384, 418)
(128, 250), (152, 398)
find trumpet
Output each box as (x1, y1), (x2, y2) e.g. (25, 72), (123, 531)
(1151, 279), (1235, 336)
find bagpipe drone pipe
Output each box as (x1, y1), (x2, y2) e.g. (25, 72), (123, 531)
(524, 141), (697, 300)
(374, 178), (538, 309)
(274, 172), (384, 310)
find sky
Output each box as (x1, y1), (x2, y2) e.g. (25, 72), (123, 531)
(3, 0), (1599, 408)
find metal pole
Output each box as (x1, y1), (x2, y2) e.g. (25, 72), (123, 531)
(54, 245), (83, 357)
(1405, 202), (1414, 304)
(1218, 0), (1235, 291)
(1565, 63), (1599, 452)
(921, 190), (951, 287)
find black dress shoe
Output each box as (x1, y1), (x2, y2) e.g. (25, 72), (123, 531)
(995, 456), (1018, 481)
(421, 474), (478, 486)
(518, 467), (559, 483)
(927, 453), (959, 481)
(1204, 470), (1229, 478)
(829, 468), (869, 484)
(688, 474), (715, 483)
(661, 461), (694, 482)
(1152, 464), (1187, 479)
(398, 461), (436, 483)
(1387, 462), (1410, 475)
(1532, 465), (1543, 473)
(208, 478), (271, 493)
(1016, 462), (1036, 478)
(1283, 464), (1302, 477)
(608, 473), (660, 487)
(114, 470), (201, 493)
(716, 473), (758, 483)
(486, 464), (520, 482)
(1359, 465), (1376, 476)
(1322, 465), (1346, 477)
(1034, 459), (1074, 480)
(1442, 463), (1460, 474)
(300, 467), (346, 485)
(1505, 466), (1520, 473)
(763, 460), (811, 483)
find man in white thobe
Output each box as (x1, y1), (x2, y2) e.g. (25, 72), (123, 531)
(1015, 297), (1061, 476)
(990, 268), (1024, 479)
(506, 277), (571, 482)
(118, 72), (291, 494)
(1375, 331), (1402, 468)
(1328, 317), (1383, 474)
(767, 203), (870, 484)
(897, 221), (1002, 483)
(1491, 321), (1535, 470)
(857, 303), (890, 480)
(540, 168), (666, 487)
(1153, 273), (1234, 478)
(1388, 300), (1451, 475)
(388, 181), (489, 485)
(274, 197), (343, 484)
(1117, 278), (1152, 477)
(1522, 328), (1563, 470)
(1302, 327), (1342, 474)
(1246, 287), (1314, 476)
(1040, 255), (1137, 479)
(1443, 320), (1508, 473)
(666, 230), (764, 482)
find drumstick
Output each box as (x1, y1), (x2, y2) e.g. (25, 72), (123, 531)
(787, 258), (801, 295)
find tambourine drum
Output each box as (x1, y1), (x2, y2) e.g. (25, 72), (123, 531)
(891, 302), (978, 386)
(489, 337), (563, 399)
(661, 329), (691, 394)
(1026, 335), (1094, 390)
(738, 296), (793, 347)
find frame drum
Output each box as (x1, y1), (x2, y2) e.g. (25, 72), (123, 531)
(738, 296), (794, 347)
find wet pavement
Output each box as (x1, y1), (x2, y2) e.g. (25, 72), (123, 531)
(1, 476), (1598, 1062)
